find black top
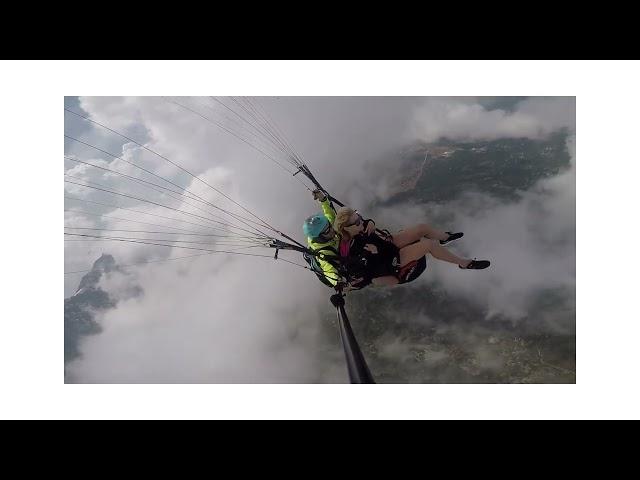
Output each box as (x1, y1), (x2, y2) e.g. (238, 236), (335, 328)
(344, 221), (399, 288)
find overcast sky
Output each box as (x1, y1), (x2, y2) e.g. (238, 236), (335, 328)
(64, 96), (575, 383)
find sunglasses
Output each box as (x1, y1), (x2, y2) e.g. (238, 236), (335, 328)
(345, 214), (362, 228)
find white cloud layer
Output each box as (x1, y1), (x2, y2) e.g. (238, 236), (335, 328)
(410, 97), (575, 143)
(65, 96), (575, 383)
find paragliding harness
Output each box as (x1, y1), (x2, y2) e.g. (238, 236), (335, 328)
(303, 245), (343, 288)
(270, 239), (348, 289)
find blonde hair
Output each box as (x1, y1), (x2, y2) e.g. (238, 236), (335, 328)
(333, 207), (357, 239)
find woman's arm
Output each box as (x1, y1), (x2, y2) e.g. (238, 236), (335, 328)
(362, 218), (376, 235)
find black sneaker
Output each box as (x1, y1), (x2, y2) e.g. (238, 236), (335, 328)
(459, 259), (490, 270)
(440, 231), (464, 245)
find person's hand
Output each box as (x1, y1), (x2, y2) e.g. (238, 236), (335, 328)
(336, 277), (363, 291)
(378, 229), (393, 242)
(364, 244), (378, 254)
(345, 277), (364, 291)
(365, 220), (376, 235)
(312, 189), (328, 202)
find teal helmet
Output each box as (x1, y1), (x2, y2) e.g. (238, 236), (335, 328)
(303, 214), (330, 239)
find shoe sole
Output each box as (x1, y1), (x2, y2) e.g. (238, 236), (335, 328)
(440, 236), (462, 246)
(459, 261), (490, 270)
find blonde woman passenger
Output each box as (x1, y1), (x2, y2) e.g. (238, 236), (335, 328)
(333, 207), (490, 289)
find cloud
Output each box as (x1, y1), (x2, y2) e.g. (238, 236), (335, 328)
(369, 134), (575, 330)
(433, 135), (575, 324)
(65, 96), (575, 383)
(409, 97), (575, 143)
(66, 249), (343, 383)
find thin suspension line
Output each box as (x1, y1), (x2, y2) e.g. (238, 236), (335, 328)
(64, 226), (267, 240)
(65, 107), (278, 231)
(64, 252), (217, 275)
(64, 177), (269, 239)
(229, 96), (299, 167)
(193, 97), (292, 162)
(63, 138), (273, 235)
(64, 156), (272, 238)
(249, 97), (307, 166)
(64, 208), (215, 235)
(236, 96), (301, 166)
(64, 233), (297, 261)
(65, 196), (244, 233)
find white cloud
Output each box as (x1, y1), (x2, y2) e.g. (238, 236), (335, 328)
(66, 250), (342, 383)
(372, 135), (575, 328)
(410, 97), (575, 143)
(65, 96), (575, 382)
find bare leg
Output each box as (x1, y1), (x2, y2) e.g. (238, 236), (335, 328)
(399, 238), (470, 268)
(372, 275), (400, 286)
(392, 223), (448, 248)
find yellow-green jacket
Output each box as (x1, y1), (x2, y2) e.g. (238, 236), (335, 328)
(306, 199), (341, 286)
